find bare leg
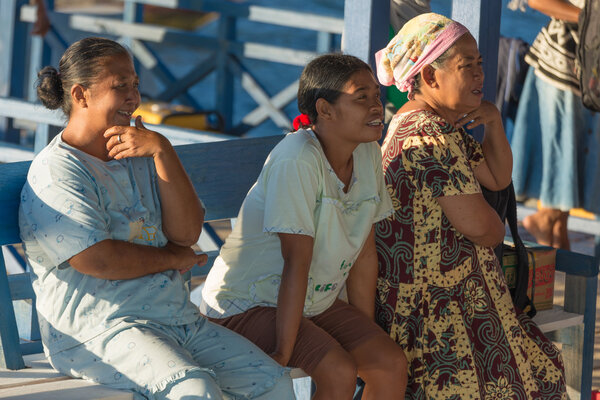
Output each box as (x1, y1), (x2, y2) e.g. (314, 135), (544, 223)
(552, 211), (570, 250)
(522, 207), (562, 247)
(311, 346), (358, 400)
(349, 335), (407, 400)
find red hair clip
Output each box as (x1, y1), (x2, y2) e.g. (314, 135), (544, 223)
(293, 114), (312, 131)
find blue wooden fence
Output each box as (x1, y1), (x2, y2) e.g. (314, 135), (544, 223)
(0, 0), (344, 159)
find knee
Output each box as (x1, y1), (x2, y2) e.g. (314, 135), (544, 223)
(383, 345), (407, 378)
(313, 349), (357, 398)
(335, 357), (359, 388)
(360, 340), (407, 383)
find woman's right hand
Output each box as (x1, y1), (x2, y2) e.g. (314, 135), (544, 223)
(105, 116), (171, 160)
(165, 241), (208, 274)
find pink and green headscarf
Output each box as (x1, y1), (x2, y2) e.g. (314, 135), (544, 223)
(375, 13), (469, 100)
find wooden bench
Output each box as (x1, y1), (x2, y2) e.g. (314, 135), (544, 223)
(1, 135), (598, 398)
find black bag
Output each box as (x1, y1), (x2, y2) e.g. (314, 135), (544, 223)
(576, 0), (600, 112)
(482, 183), (536, 318)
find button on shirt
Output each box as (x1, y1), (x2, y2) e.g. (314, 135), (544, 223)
(18, 134), (199, 355)
(200, 129), (393, 318)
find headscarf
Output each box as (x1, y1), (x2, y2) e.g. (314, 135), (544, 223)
(375, 13), (469, 100)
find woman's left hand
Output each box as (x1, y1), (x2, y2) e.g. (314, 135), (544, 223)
(104, 115), (170, 160)
(454, 100), (502, 131)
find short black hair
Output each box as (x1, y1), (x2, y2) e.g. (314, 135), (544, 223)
(297, 53), (372, 125)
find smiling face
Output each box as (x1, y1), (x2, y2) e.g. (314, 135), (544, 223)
(83, 54), (140, 131)
(430, 33), (483, 117)
(329, 68), (384, 144)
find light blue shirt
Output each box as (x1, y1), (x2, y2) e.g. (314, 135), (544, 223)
(19, 134), (199, 355)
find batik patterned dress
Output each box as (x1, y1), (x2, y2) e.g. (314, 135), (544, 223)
(375, 109), (566, 399)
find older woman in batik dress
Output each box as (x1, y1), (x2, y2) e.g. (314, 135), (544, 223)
(374, 12), (566, 400)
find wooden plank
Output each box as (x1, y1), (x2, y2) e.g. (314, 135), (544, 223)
(532, 306), (584, 333)
(228, 58), (291, 129)
(240, 81), (298, 128)
(0, 354), (66, 390)
(123, 0), (344, 34)
(555, 250), (598, 278)
(342, 0), (390, 69)
(0, 141), (34, 163)
(0, 379), (133, 400)
(175, 135), (283, 222)
(7, 273), (35, 301)
(451, 0), (502, 104)
(0, 160), (29, 246)
(0, 258), (25, 370)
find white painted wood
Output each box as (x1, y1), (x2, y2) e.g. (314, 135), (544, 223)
(0, 141), (34, 163)
(247, 6), (344, 34)
(0, 379), (133, 400)
(533, 306), (584, 333)
(240, 73), (291, 129)
(2, 246), (24, 275)
(0, 354), (66, 390)
(242, 81), (298, 127)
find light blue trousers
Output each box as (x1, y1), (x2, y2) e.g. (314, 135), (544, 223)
(48, 317), (295, 400)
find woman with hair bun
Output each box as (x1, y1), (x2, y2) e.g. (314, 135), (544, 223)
(19, 36), (295, 400)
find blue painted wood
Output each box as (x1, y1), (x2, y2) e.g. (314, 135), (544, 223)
(7, 273), (35, 301)
(342, 0), (390, 70)
(26, 0), (54, 103)
(580, 276), (597, 399)
(316, 32), (335, 54)
(451, 0), (502, 104)
(19, 341), (43, 355)
(216, 16), (236, 132)
(129, 41), (201, 109)
(124, 0), (344, 34)
(157, 57), (217, 102)
(0, 0), (29, 142)
(0, 257), (26, 369)
(0, 161), (29, 246)
(555, 249), (599, 277)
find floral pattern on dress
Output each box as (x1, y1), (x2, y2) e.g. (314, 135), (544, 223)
(375, 110), (566, 399)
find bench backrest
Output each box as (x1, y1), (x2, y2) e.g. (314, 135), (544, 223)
(0, 135), (283, 369)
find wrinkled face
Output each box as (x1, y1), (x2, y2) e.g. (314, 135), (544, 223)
(432, 33), (483, 115)
(84, 54), (140, 131)
(330, 69), (384, 143)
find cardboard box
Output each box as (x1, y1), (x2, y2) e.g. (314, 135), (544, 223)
(501, 245), (556, 311)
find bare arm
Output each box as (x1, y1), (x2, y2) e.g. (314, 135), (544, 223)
(345, 226), (378, 319)
(528, 0), (581, 23)
(271, 233), (314, 366)
(68, 239), (208, 280)
(456, 100), (512, 191)
(436, 193), (505, 248)
(105, 116), (204, 246)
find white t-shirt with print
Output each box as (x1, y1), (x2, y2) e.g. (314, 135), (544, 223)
(200, 129), (393, 318)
